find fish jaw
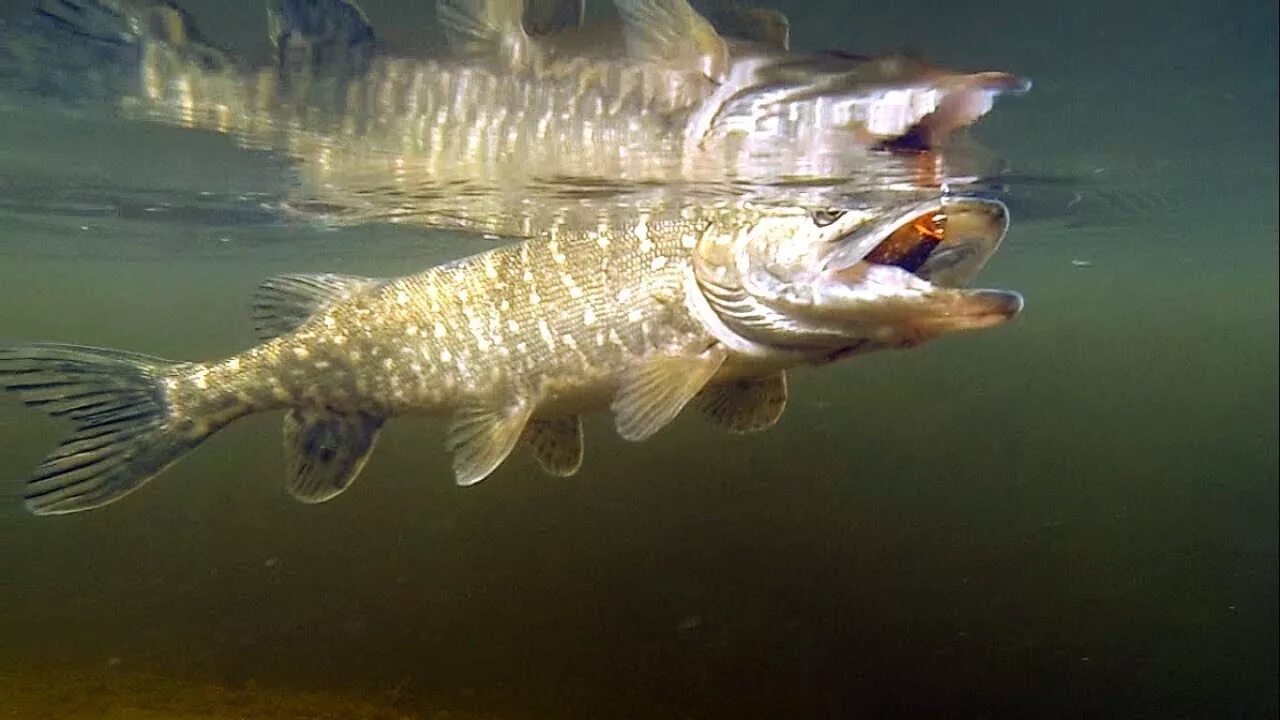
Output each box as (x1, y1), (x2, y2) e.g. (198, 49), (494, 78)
(801, 196), (1021, 346)
(908, 287), (1024, 334)
(811, 263), (1023, 344)
(689, 196), (1022, 358)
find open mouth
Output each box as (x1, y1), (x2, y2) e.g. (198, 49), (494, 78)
(818, 195), (1023, 332)
(823, 195), (1011, 288)
(862, 207), (947, 271)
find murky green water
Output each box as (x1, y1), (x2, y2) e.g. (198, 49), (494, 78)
(0, 0), (1276, 718)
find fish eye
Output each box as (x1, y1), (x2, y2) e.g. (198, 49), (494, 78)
(811, 209), (846, 227)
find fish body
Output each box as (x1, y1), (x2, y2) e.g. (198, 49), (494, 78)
(3, 0), (1026, 234)
(1, 196), (1022, 515)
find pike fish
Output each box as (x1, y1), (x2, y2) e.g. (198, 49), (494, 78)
(0, 196), (1021, 515)
(3, 0), (1027, 234)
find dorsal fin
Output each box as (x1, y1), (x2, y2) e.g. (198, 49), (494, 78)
(613, 0), (728, 81)
(251, 272), (381, 341)
(524, 0), (584, 35)
(437, 0), (538, 69)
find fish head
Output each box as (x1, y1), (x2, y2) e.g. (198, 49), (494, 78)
(692, 197), (1022, 357)
(703, 49), (1030, 150)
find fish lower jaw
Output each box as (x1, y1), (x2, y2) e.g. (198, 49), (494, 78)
(890, 289), (1024, 337)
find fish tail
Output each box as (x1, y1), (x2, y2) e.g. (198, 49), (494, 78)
(0, 343), (218, 515)
(34, 0), (217, 50)
(0, 1), (138, 101)
(30, 0), (141, 47)
(2, 0), (233, 104)
(35, 0), (230, 72)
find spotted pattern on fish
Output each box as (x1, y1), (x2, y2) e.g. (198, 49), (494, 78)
(170, 218), (708, 421)
(0, 195), (1021, 515)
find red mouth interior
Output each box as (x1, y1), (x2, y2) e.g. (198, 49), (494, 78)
(862, 211), (946, 273)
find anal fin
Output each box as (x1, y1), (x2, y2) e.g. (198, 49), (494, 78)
(251, 272), (381, 341)
(283, 409), (384, 503)
(612, 346), (727, 442)
(693, 371), (787, 434)
(447, 400), (533, 486)
(524, 415), (583, 477)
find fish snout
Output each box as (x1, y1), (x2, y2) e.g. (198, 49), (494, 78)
(911, 288), (1024, 334)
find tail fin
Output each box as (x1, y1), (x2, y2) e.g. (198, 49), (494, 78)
(33, 0), (225, 55)
(0, 1), (143, 103)
(2, 0), (231, 105)
(0, 343), (209, 515)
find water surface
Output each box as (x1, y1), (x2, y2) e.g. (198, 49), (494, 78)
(0, 0), (1276, 718)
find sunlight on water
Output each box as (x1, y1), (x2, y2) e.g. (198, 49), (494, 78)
(0, 0), (1275, 718)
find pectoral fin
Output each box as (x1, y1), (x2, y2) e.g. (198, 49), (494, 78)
(447, 400), (534, 486)
(438, 0), (537, 68)
(524, 416), (584, 477)
(693, 371), (787, 434)
(613, 0), (728, 81)
(283, 410), (384, 503)
(612, 346), (727, 441)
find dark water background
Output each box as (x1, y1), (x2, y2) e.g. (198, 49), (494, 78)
(0, 0), (1276, 717)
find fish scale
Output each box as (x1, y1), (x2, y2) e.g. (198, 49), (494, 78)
(178, 216), (707, 421)
(127, 35), (705, 178)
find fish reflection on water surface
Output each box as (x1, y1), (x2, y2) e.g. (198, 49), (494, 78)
(0, 196), (1020, 515)
(0, 0), (1027, 234)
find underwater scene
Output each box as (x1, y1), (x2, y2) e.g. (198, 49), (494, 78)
(0, 0), (1275, 718)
